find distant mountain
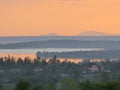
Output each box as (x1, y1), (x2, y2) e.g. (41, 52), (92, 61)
(43, 33), (59, 36)
(78, 31), (109, 36)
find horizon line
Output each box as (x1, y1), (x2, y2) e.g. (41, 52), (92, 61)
(0, 35), (120, 37)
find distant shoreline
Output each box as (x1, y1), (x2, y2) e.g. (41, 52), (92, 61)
(0, 49), (120, 59)
(0, 36), (120, 44)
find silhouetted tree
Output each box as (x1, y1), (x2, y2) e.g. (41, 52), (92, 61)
(14, 79), (30, 90)
(47, 81), (57, 90)
(32, 83), (45, 90)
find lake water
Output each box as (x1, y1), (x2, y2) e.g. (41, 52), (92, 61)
(0, 48), (104, 54)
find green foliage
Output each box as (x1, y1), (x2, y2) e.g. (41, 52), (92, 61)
(80, 80), (102, 90)
(32, 83), (45, 90)
(57, 78), (80, 90)
(1, 55), (120, 90)
(0, 75), (3, 90)
(102, 81), (120, 90)
(47, 81), (57, 90)
(3, 78), (120, 90)
(0, 83), (2, 90)
(14, 79), (30, 90)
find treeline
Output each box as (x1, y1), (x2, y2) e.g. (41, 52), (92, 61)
(1, 55), (120, 89)
(5, 79), (120, 90)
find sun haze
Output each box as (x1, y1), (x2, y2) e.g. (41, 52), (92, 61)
(0, 0), (120, 36)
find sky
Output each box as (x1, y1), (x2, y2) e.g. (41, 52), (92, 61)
(0, 0), (120, 36)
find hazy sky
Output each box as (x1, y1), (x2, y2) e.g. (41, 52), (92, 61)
(0, 0), (120, 36)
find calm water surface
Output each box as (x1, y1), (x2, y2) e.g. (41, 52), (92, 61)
(0, 48), (104, 54)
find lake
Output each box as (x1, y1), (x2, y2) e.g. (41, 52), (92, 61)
(0, 48), (104, 54)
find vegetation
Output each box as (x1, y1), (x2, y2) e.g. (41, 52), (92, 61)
(0, 55), (120, 89)
(13, 80), (30, 90)
(3, 79), (120, 90)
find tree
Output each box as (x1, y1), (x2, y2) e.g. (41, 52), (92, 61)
(48, 55), (58, 65)
(0, 76), (3, 90)
(80, 80), (102, 90)
(17, 58), (24, 65)
(57, 78), (80, 90)
(14, 79), (30, 90)
(47, 81), (57, 90)
(32, 83), (45, 90)
(24, 57), (31, 65)
(103, 81), (120, 90)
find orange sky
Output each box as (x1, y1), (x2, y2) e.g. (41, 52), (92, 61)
(0, 0), (120, 36)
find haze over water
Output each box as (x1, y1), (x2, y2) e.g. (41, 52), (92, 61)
(0, 48), (104, 54)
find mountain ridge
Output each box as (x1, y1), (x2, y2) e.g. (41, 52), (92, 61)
(78, 31), (109, 36)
